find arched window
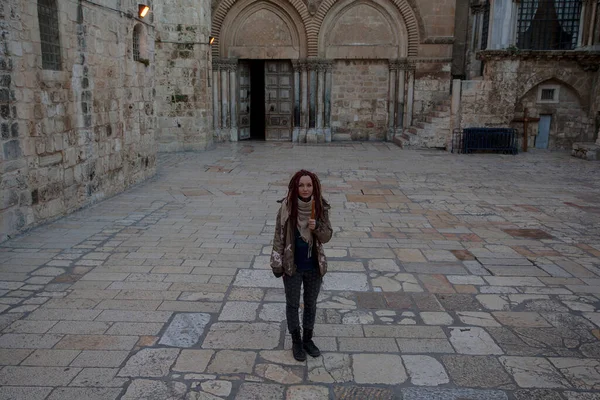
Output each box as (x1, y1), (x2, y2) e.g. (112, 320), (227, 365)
(37, 0), (62, 70)
(133, 24), (142, 61)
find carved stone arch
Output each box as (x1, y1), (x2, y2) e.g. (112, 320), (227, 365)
(212, 0), (310, 58)
(519, 74), (589, 110)
(312, 0), (424, 58)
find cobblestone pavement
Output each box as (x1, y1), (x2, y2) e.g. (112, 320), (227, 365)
(1, 142), (600, 400)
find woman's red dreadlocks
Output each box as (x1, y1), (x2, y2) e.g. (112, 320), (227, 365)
(286, 170), (324, 222)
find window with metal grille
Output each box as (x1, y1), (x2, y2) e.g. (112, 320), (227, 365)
(133, 25), (141, 61)
(37, 0), (62, 70)
(541, 88), (555, 100)
(537, 84), (560, 102)
(517, 0), (583, 50)
(481, 0), (490, 50)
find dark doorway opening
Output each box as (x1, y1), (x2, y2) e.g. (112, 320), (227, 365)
(249, 60), (265, 140)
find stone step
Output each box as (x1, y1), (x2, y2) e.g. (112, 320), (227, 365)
(332, 133), (352, 141)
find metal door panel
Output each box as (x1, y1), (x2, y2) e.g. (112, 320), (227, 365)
(536, 115), (551, 149)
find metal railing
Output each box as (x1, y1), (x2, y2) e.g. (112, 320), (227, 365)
(452, 128), (518, 154)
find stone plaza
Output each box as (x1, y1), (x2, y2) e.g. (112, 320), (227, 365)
(1, 142), (600, 399)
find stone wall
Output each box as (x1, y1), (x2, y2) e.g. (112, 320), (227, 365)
(330, 60), (389, 141)
(413, 60), (452, 116)
(1, 0), (156, 242)
(458, 53), (600, 150)
(513, 81), (594, 149)
(154, 0), (213, 152)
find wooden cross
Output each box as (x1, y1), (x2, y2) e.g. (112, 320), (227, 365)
(511, 108), (540, 152)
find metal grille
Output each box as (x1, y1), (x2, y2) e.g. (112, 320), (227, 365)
(481, 0), (490, 50)
(517, 0), (582, 50)
(38, 0), (62, 70)
(133, 26), (141, 61)
(541, 88), (556, 100)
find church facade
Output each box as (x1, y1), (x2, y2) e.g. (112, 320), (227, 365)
(1, 0), (599, 239)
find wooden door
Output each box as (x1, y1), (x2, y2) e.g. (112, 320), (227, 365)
(238, 61), (251, 140)
(265, 61), (292, 141)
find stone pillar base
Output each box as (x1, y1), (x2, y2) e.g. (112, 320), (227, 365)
(229, 128), (238, 142)
(387, 127), (395, 142)
(306, 129), (318, 143)
(324, 128), (332, 142)
(298, 130), (307, 143)
(292, 127), (301, 143)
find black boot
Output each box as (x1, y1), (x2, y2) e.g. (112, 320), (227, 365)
(303, 328), (321, 357)
(291, 329), (306, 361)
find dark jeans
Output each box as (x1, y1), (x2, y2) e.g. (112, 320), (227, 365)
(283, 267), (321, 333)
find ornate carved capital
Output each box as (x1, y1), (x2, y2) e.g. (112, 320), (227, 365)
(292, 59), (309, 72)
(218, 58), (238, 71)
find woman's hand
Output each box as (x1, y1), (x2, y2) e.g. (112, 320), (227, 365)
(309, 219), (316, 230)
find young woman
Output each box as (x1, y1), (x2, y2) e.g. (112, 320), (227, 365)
(270, 170), (333, 361)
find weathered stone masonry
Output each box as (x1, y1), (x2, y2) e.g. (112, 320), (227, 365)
(1, 0), (159, 241)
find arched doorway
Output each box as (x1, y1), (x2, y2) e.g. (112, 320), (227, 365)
(211, 0), (308, 142)
(211, 0), (421, 143)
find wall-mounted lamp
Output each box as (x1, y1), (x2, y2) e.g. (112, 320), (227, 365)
(209, 36), (215, 45)
(138, 4), (150, 18)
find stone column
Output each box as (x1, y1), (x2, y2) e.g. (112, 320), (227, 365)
(220, 62), (229, 132)
(292, 60), (301, 142)
(300, 61), (308, 143)
(212, 62), (220, 131)
(404, 63), (415, 129)
(307, 60), (318, 143)
(324, 61), (333, 142)
(387, 60), (398, 141)
(396, 67), (406, 131)
(229, 61), (238, 142)
(316, 61), (325, 141)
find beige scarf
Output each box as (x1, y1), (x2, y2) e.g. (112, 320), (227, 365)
(297, 198), (313, 257)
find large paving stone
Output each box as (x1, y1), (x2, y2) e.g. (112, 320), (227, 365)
(118, 348), (179, 377)
(219, 301), (259, 321)
(492, 312), (551, 327)
(308, 353), (353, 383)
(322, 273), (369, 291)
(173, 349), (214, 373)
(259, 303), (286, 322)
(207, 350), (256, 374)
(121, 379), (187, 400)
(47, 388), (122, 400)
(286, 385), (329, 400)
(202, 322), (280, 349)
(442, 355), (514, 389)
(158, 313), (211, 347)
(0, 387), (52, 400)
(333, 386), (394, 399)
(255, 363), (303, 384)
(500, 356), (570, 388)
(0, 333), (63, 349)
(0, 366), (81, 386)
(403, 355), (449, 386)
(401, 388), (509, 400)
(448, 327), (503, 355)
(234, 270), (282, 288)
(352, 353), (406, 384)
(549, 357), (600, 390)
(235, 383), (284, 400)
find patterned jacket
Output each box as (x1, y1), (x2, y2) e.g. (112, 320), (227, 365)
(270, 199), (333, 277)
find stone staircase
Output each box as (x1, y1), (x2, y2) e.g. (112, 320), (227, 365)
(394, 98), (452, 149)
